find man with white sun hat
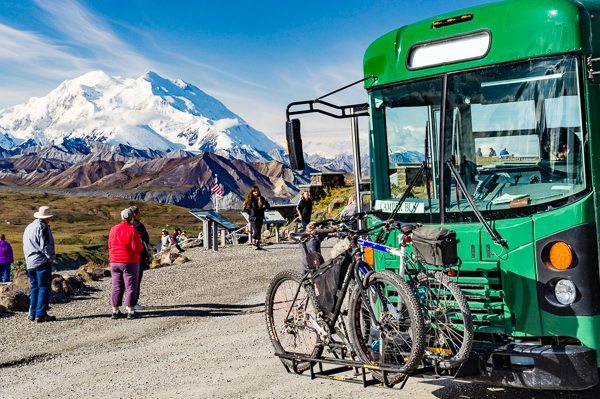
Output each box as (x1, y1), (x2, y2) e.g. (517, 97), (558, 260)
(22, 205), (56, 323)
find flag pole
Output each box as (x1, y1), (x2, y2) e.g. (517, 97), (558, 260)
(215, 174), (219, 213)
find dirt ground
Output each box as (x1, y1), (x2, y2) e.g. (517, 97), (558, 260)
(1, 243), (599, 399)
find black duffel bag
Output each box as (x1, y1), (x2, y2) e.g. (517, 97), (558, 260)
(411, 226), (459, 266)
(313, 253), (351, 320)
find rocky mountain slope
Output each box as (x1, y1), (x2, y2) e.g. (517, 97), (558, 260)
(0, 151), (311, 209)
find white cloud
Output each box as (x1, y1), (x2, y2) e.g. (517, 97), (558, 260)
(33, 0), (151, 74)
(0, 23), (89, 79)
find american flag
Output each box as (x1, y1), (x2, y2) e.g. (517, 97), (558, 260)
(210, 176), (224, 199)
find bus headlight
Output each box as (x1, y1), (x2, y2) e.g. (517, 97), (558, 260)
(554, 279), (576, 305)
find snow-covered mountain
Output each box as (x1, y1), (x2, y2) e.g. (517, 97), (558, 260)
(306, 152), (372, 175)
(0, 71), (285, 163)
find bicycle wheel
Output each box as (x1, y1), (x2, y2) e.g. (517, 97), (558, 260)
(348, 270), (425, 386)
(265, 270), (323, 372)
(418, 269), (473, 369)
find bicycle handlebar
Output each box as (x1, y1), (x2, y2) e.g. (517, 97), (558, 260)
(298, 210), (419, 242)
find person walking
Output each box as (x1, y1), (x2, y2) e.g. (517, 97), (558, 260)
(0, 234), (14, 282)
(22, 206), (56, 322)
(243, 186), (270, 249)
(160, 228), (172, 251)
(129, 206), (150, 311)
(108, 208), (144, 320)
(297, 190), (313, 231)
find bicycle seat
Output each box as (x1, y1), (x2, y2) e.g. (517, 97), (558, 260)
(396, 222), (419, 235)
(289, 232), (308, 242)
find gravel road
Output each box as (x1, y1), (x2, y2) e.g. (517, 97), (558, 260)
(1, 242), (599, 399)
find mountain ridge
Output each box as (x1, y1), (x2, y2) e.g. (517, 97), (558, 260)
(0, 70), (285, 163)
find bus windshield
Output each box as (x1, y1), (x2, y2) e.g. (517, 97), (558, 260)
(373, 55), (587, 220)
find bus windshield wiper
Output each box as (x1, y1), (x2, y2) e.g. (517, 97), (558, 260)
(445, 159), (508, 248)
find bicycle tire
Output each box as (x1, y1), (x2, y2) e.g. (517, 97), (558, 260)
(419, 270), (473, 369)
(265, 269), (323, 372)
(348, 270), (426, 386)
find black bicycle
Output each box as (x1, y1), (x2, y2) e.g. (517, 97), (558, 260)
(265, 213), (426, 386)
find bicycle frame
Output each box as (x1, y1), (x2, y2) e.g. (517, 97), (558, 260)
(283, 236), (390, 344)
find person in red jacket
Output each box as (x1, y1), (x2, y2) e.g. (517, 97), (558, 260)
(108, 208), (144, 319)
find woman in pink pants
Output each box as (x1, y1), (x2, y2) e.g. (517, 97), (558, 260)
(108, 208), (144, 319)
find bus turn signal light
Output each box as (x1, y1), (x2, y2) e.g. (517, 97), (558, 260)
(364, 247), (374, 266)
(548, 241), (573, 270)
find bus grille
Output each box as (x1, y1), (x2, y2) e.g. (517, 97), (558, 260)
(455, 269), (505, 334)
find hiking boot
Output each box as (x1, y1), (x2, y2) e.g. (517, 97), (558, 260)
(111, 311), (124, 319)
(36, 314), (57, 323)
(28, 315), (35, 322)
(127, 311), (138, 320)
(134, 303), (144, 310)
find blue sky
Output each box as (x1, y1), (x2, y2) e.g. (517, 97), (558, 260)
(0, 0), (495, 155)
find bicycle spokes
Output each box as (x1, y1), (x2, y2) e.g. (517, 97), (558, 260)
(272, 279), (319, 355)
(419, 270), (473, 366)
(359, 279), (414, 367)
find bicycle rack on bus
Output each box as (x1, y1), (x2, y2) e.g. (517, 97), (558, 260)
(274, 350), (480, 391)
(274, 351), (439, 390)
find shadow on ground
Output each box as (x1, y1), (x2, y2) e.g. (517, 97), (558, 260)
(140, 302), (264, 318)
(421, 378), (600, 398)
(69, 285), (103, 300)
(58, 302), (264, 321)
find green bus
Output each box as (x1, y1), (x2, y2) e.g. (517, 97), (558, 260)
(287, 0), (600, 391)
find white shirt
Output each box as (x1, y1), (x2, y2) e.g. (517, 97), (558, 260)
(161, 234), (172, 251)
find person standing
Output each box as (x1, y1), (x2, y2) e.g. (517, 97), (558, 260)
(129, 206), (149, 311)
(160, 228), (172, 251)
(22, 206), (56, 322)
(297, 190), (313, 231)
(243, 186), (270, 249)
(108, 208), (144, 320)
(0, 234), (14, 283)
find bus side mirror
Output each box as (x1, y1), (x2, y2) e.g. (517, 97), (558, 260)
(286, 119), (305, 170)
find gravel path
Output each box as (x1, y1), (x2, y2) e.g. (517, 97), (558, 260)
(1, 243), (599, 399)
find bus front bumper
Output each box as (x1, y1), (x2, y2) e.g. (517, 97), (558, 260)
(457, 342), (598, 390)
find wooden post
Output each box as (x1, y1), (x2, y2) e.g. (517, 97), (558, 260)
(275, 226), (280, 243)
(203, 219), (210, 249)
(221, 229), (226, 247)
(212, 222), (219, 251)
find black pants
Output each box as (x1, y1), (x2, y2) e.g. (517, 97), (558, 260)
(250, 220), (263, 240)
(135, 252), (149, 305)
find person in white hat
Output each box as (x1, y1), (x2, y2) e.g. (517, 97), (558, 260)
(22, 205), (56, 323)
